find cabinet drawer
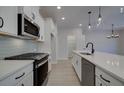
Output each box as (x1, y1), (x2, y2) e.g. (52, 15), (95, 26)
(16, 71), (33, 86)
(96, 75), (107, 86)
(95, 67), (124, 86)
(0, 63), (33, 86)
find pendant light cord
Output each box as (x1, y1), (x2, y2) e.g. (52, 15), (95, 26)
(99, 6), (101, 17)
(112, 24), (114, 34)
(88, 11), (91, 26)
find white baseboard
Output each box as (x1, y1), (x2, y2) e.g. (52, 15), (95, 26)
(57, 58), (68, 61)
(50, 61), (57, 64)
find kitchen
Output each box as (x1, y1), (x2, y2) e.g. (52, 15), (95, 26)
(1, 5), (124, 87)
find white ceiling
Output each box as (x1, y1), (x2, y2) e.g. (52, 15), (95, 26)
(40, 6), (124, 31)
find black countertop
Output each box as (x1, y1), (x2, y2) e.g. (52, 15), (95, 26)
(5, 53), (49, 60)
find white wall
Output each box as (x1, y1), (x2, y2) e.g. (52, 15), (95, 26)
(37, 18), (58, 63)
(0, 36), (38, 59)
(117, 29), (124, 55)
(67, 36), (76, 57)
(37, 19), (51, 53)
(58, 28), (85, 60)
(84, 29), (120, 54)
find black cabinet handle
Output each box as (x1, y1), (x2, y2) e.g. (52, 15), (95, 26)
(0, 17), (4, 28)
(100, 75), (110, 83)
(21, 84), (24, 86)
(15, 72), (25, 80)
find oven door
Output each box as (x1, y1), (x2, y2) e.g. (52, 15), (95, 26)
(34, 60), (48, 86)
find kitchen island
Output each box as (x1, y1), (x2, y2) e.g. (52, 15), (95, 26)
(73, 51), (124, 86)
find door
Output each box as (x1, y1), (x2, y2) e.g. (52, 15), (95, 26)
(67, 35), (76, 58)
(51, 33), (56, 64)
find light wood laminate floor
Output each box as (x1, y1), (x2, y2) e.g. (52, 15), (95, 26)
(47, 59), (80, 86)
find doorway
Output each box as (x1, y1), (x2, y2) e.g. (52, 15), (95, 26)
(50, 33), (57, 64)
(67, 35), (76, 58)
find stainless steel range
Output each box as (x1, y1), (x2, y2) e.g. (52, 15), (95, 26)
(5, 53), (49, 86)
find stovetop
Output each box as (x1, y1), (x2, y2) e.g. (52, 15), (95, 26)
(5, 53), (49, 60)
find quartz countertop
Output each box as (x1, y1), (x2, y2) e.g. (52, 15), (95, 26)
(0, 60), (34, 81)
(73, 50), (124, 83)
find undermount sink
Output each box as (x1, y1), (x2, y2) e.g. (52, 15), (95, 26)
(79, 52), (92, 55)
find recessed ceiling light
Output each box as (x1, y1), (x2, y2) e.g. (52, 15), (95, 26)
(79, 24), (82, 27)
(61, 17), (65, 20)
(57, 6), (61, 10)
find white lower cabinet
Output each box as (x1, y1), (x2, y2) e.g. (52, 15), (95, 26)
(95, 67), (124, 86)
(96, 75), (106, 86)
(0, 63), (33, 86)
(16, 72), (33, 86)
(73, 54), (124, 86)
(72, 54), (82, 81)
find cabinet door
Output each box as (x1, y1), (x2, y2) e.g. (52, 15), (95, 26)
(23, 6), (32, 19)
(81, 58), (95, 86)
(72, 54), (82, 82)
(96, 67), (124, 86)
(0, 63), (33, 86)
(76, 56), (82, 81)
(0, 6), (17, 35)
(17, 72), (33, 86)
(72, 54), (77, 70)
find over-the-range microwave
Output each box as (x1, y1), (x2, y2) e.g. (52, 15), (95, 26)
(18, 14), (40, 39)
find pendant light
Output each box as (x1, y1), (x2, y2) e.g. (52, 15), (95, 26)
(88, 11), (91, 29)
(97, 6), (102, 26)
(106, 24), (119, 39)
(98, 6), (102, 22)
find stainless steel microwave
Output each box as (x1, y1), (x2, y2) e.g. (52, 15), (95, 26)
(18, 14), (40, 39)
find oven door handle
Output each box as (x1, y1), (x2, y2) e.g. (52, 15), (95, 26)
(37, 59), (48, 68)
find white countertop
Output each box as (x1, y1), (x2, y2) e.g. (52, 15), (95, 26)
(0, 60), (34, 81)
(73, 50), (124, 83)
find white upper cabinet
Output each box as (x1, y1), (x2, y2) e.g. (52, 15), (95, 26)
(0, 6), (18, 35)
(0, 6), (45, 41)
(23, 6), (32, 19)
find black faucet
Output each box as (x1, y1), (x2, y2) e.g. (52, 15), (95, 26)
(86, 42), (95, 54)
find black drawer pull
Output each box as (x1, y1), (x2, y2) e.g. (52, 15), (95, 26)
(0, 17), (4, 28)
(21, 84), (24, 86)
(100, 75), (110, 83)
(15, 73), (25, 80)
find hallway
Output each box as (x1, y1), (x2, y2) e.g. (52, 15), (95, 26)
(47, 60), (81, 86)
